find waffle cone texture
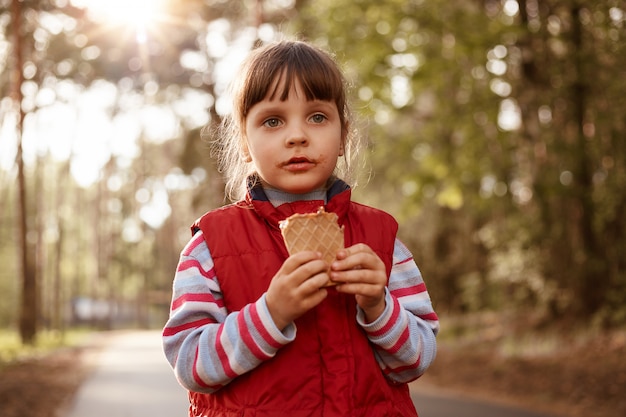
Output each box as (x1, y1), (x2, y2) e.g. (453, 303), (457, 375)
(279, 207), (344, 287)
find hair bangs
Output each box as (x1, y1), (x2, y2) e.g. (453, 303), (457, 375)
(274, 57), (343, 105)
(240, 42), (345, 118)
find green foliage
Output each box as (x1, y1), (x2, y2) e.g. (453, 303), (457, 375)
(0, 0), (236, 334)
(291, 0), (626, 323)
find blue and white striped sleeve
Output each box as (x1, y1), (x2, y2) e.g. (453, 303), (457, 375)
(357, 238), (439, 383)
(162, 231), (295, 393)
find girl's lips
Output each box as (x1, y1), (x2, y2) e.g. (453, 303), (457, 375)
(283, 157), (315, 172)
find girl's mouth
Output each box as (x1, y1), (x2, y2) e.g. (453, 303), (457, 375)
(283, 157), (315, 172)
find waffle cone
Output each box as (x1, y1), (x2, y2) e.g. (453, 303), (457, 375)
(279, 207), (344, 287)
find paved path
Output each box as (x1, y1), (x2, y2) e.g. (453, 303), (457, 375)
(411, 389), (553, 417)
(63, 331), (188, 417)
(63, 330), (556, 417)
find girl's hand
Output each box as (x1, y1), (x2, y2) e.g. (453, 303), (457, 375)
(265, 251), (329, 330)
(330, 243), (387, 323)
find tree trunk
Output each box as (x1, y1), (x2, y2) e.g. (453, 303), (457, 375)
(570, 4), (605, 315)
(12, 0), (37, 345)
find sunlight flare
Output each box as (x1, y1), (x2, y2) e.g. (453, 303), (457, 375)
(71, 0), (168, 41)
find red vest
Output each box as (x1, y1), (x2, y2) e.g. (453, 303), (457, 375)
(190, 185), (418, 416)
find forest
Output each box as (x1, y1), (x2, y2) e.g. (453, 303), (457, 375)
(0, 0), (625, 348)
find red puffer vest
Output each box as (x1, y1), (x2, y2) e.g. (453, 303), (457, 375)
(190, 181), (418, 417)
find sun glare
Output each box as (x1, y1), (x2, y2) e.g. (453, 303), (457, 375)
(72, 0), (167, 41)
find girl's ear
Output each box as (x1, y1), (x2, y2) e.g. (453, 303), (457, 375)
(241, 141), (252, 163)
(339, 121), (350, 156)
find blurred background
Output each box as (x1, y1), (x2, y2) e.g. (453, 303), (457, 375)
(0, 0), (624, 349)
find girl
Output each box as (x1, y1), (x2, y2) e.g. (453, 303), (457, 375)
(163, 40), (439, 417)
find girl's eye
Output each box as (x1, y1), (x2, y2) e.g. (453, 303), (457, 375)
(263, 118), (281, 128)
(310, 113), (327, 124)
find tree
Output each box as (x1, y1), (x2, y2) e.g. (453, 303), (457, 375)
(0, 0), (295, 338)
(10, 0), (38, 344)
(2, 0), (624, 336)
(290, 0), (626, 322)
(512, 0), (626, 320)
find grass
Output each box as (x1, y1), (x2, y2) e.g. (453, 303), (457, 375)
(0, 328), (92, 367)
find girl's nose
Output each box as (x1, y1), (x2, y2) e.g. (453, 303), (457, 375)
(286, 125), (308, 147)
(287, 136), (308, 146)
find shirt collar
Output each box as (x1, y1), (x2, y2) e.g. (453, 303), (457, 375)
(244, 175), (352, 229)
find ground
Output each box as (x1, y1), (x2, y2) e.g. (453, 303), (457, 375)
(0, 319), (624, 417)
(419, 338), (626, 417)
(0, 345), (92, 417)
(419, 314), (626, 417)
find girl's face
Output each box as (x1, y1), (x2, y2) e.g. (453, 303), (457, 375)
(244, 78), (344, 194)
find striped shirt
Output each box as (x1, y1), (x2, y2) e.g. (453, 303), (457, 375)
(163, 231), (439, 393)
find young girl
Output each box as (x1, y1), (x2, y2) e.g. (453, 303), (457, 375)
(163, 40), (439, 417)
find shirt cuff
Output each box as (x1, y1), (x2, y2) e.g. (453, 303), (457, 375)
(356, 288), (394, 332)
(258, 294), (296, 344)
